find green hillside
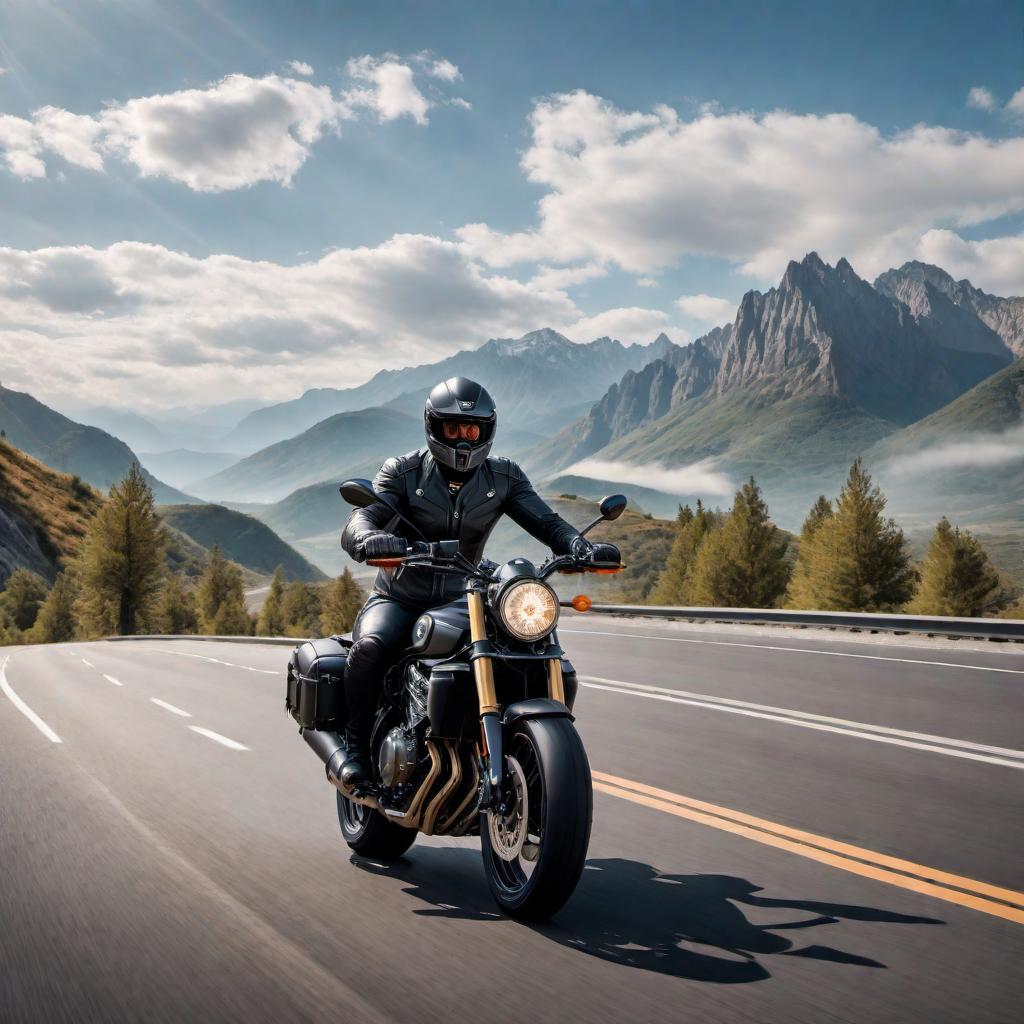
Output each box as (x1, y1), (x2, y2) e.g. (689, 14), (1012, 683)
(158, 504), (327, 581)
(0, 384), (197, 504)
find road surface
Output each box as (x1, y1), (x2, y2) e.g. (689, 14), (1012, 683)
(2, 614), (1022, 1023)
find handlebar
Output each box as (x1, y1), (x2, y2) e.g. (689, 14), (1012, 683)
(367, 544), (624, 579)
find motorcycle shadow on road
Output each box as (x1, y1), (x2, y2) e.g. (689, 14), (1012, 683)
(354, 850), (943, 984)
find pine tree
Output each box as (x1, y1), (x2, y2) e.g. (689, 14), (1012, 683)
(0, 569), (49, 632)
(651, 500), (719, 605)
(281, 580), (321, 637)
(75, 464), (165, 636)
(256, 566), (287, 636)
(29, 570), (78, 643)
(156, 573), (198, 634)
(909, 518), (1003, 617)
(195, 545), (246, 634)
(209, 593), (252, 636)
(319, 568), (365, 636)
(786, 496), (834, 608)
(785, 459), (915, 611)
(688, 479), (791, 607)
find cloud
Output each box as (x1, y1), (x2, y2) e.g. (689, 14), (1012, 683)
(0, 237), (586, 412)
(425, 58), (461, 82)
(0, 56), (467, 189)
(1007, 87), (1024, 119)
(675, 293), (735, 325)
(915, 228), (1024, 296)
(459, 90), (1024, 284)
(529, 262), (607, 290)
(567, 306), (688, 344)
(882, 424), (1024, 476)
(636, 277), (659, 288)
(561, 457), (734, 497)
(966, 86), (996, 111)
(344, 54), (431, 124)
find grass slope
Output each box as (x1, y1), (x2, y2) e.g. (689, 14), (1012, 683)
(0, 439), (103, 583)
(158, 504), (327, 581)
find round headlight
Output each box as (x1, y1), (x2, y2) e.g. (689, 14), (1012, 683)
(498, 580), (559, 641)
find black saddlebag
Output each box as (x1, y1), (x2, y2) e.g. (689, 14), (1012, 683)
(285, 636), (351, 729)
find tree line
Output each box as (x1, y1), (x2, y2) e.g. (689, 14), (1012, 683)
(651, 459), (1023, 618)
(0, 463), (365, 645)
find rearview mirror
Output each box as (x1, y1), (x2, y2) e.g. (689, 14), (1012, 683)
(599, 494), (627, 521)
(339, 478), (379, 508)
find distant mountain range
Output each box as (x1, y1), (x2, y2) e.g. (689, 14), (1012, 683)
(0, 385), (199, 505)
(529, 255), (1021, 525)
(223, 328), (676, 454)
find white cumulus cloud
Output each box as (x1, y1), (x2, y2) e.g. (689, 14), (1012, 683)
(426, 58), (462, 82)
(915, 228), (1024, 296)
(344, 54), (431, 124)
(0, 56), (467, 190)
(0, 236), (586, 412)
(567, 306), (688, 345)
(1007, 87), (1024, 119)
(459, 89), (1024, 285)
(675, 293), (735, 326)
(562, 457), (734, 497)
(966, 86), (996, 111)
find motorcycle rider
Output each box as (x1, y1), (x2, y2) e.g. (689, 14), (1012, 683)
(339, 376), (619, 789)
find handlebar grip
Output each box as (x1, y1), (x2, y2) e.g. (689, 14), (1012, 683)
(367, 557), (405, 568)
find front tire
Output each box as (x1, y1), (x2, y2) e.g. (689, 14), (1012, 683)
(481, 716), (592, 920)
(337, 792), (417, 859)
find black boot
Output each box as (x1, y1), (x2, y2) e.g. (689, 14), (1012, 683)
(340, 656), (377, 790)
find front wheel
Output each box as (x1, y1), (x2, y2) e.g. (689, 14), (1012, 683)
(480, 716), (593, 920)
(337, 792), (417, 859)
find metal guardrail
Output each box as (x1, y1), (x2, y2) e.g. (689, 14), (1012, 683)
(558, 603), (1024, 642)
(105, 633), (303, 646)
(108, 605), (1024, 647)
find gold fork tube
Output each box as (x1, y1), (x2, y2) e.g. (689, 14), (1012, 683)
(467, 590), (498, 714)
(547, 658), (566, 704)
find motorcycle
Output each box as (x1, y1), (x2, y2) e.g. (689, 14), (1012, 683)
(286, 479), (627, 920)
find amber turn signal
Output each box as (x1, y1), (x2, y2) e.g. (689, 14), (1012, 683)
(571, 594), (592, 612)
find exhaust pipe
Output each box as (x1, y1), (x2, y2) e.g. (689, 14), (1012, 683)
(300, 728), (378, 810)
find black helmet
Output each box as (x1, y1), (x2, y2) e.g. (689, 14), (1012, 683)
(424, 377), (497, 473)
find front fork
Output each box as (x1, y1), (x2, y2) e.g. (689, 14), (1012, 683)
(467, 589), (565, 803)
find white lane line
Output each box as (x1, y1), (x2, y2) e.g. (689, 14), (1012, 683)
(561, 628), (1024, 675)
(0, 656), (62, 744)
(81, 658), (94, 668)
(189, 726), (248, 751)
(580, 677), (1024, 770)
(581, 675), (1024, 758)
(103, 674), (123, 687)
(150, 698), (192, 718)
(150, 648), (278, 675)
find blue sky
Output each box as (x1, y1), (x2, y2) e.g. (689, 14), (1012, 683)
(1, 0), (1022, 412)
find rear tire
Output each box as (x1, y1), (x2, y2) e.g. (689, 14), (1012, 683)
(337, 792), (417, 859)
(481, 716), (592, 921)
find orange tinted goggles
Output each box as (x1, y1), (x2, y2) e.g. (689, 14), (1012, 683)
(441, 421), (482, 442)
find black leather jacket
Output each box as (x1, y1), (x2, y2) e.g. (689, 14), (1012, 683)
(342, 449), (581, 606)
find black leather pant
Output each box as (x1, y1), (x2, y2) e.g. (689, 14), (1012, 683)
(343, 595), (422, 748)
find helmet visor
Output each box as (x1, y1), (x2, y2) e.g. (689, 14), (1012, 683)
(429, 415), (492, 447)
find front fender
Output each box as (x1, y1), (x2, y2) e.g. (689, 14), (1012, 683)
(502, 697), (574, 726)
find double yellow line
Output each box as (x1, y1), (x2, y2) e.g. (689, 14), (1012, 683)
(593, 771), (1024, 925)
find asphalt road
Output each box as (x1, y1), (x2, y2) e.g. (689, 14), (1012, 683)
(2, 615), (1022, 1023)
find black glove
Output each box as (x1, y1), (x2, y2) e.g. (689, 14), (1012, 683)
(570, 535), (595, 561)
(362, 533), (408, 559)
(591, 542), (621, 564)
